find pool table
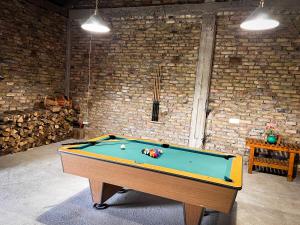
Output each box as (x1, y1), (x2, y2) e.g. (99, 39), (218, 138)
(59, 134), (243, 225)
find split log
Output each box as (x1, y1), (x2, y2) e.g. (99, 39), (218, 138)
(0, 108), (78, 155)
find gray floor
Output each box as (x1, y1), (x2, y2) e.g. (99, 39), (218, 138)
(0, 140), (300, 225)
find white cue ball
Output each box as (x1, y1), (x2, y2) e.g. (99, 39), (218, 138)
(120, 144), (126, 150)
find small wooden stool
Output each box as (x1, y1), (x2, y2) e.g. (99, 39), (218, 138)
(73, 128), (85, 139)
(246, 138), (300, 181)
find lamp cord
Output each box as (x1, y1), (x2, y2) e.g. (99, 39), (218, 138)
(88, 34), (92, 90)
(86, 34), (93, 124)
(260, 0), (264, 8)
(95, 0), (99, 14)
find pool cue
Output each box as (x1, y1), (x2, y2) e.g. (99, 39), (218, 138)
(152, 66), (160, 121)
(61, 141), (101, 146)
(153, 74), (157, 101)
(158, 65), (161, 101)
(152, 70), (158, 121)
(61, 135), (119, 146)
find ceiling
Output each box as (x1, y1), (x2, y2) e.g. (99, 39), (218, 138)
(48, 0), (66, 6)
(47, 0), (239, 8)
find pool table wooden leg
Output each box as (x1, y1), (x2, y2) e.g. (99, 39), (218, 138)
(287, 153), (295, 182)
(183, 203), (205, 225)
(89, 179), (122, 204)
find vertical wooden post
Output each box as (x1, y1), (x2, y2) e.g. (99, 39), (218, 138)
(189, 14), (216, 148)
(287, 153), (295, 181)
(248, 146), (255, 174)
(184, 203), (205, 225)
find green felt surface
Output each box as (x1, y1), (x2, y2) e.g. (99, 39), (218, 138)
(74, 137), (233, 181)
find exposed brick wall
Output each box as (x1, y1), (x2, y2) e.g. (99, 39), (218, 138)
(0, 0), (67, 112)
(70, 15), (202, 144)
(205, 10), (300, 158)
(70, 7), (299, 159)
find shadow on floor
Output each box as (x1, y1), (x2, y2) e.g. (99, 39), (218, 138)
(37, 188), (237, 225)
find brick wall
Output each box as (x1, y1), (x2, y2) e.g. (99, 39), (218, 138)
(70, 5), (299, 159)
(0, 0), (67, 112)
(205, 10), (300, 158)
(70, 15), (202, 144)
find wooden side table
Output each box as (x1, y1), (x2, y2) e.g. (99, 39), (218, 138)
(246, 138), (300, 181)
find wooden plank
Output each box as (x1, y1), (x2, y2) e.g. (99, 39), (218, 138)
(69, 3), (243, 20)
(60, 153), (238, 213)
(289, 149), (300, 154)
(69, 0), (300, 20)
(184, 203), (205, 225)
(189, 14), (216, 148)
(252, 145), (289, 152)
(253, 157), (289, 171)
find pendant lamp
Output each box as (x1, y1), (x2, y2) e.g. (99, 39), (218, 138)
(81, 0), (110, 33)
(240, 0), (279, 31)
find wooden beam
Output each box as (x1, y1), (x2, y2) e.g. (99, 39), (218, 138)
(189, 14), (216, 148)
(69, 3), (237, 20)
(69, 0), (300, 20)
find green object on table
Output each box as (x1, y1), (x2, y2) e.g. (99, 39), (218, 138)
(267, 135), (277, 144)
(72, 136), (234, 181)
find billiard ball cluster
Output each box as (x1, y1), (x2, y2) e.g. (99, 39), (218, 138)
(141, 148), (163, 158)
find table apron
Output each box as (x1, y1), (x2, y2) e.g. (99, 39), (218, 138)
(60, 153), (237, 213)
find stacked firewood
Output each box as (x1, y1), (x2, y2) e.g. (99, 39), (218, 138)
(0, 107), (77, 155)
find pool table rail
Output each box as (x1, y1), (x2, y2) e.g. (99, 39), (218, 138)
(59, 134), (242, 189)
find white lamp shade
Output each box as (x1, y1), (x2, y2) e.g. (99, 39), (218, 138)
(81, 13), (110, 33)
(240, 7), (279, 31)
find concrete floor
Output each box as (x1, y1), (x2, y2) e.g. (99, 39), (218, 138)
(0, 140), (300, 225)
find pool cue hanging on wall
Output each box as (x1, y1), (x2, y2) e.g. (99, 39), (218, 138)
(152, 65), (161, 121)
